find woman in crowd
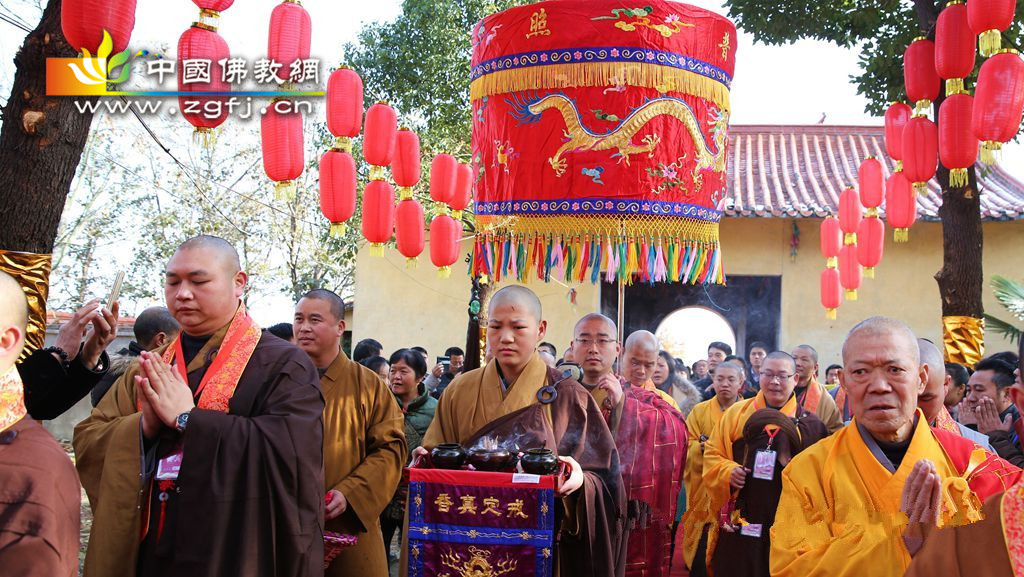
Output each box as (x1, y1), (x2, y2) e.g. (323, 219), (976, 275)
(653, 350), (702, 417)
(360, 355), (390, 382)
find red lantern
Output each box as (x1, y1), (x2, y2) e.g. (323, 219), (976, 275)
(935, 2), (976, 95)
(392, 129), (421, 194)
(319, 150), (356, 237)
(267, 0), (311, 84)
(839, 244), (862, 301)
(363, 103), (398, 177)
(968, 0), (1016, 56)
(429, 154), (459, 206)
(886, 172), (917, 243)
(821, 268), (842, 320)
(395, 199), (426, 262)
(905, 38), (941, 112)
(361, 180), (395, 254)
(838, 188), (862, 245)
(820, 216), (842, 264)
(261, 99), (304, 199)
(61, 0), (137, 55)
(939, 92), (979, 189)
(177, 26), (231, 141)
(856, 217), (885, 279)
(326, 67), (364, 149)
(973, 50), (1024, 164)
(430, 214), (461, 278)
(885, 102), (913, 167)
(901, 115), (938, 194)
(450, 163), (474, 217)
(858, 158), (884, 211)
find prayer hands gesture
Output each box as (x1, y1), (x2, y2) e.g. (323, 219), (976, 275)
(901, 459), (942, 526)
(325, 490), (348, 519)
(976, 397), (1013, 435)
(557, 456), (584, 497)
(135, 351), (195, 440)
(957, 397), (978, 426)
(54, 299), (119, 369)
(596, 373), (623, 410)
(729, 465), (749, 490)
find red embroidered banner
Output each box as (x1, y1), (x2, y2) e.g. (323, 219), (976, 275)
(470, 0), (736, 284)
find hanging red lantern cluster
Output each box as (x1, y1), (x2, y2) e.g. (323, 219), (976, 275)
(901, 115), (938, 194)
(972, 49), (1024, 164)
(177, 25), (231, 145)
(319, 67), (363, 236)
(430, 214), (461, 279)
(858, 158), (884, 216)
(838, 244), (862, 301)
(362, 180), (396, 255)
(935, 1), (977, 95)
(884, 102), (913, 171)
(820, 216), (842, 319)
(939, 91), (979, 190)
(857, 158), (885, 278)
(968, 0), (1016, 57)
(360, 102), (398, 254)
(886, 172), (917, 243)
(394, 129), (425, 264)
(61, 0), (137, 55)
(426, 154), (461, 275)
(363, 102), (397, 179)
(261, 100), (304, 200)
(905, 38), (941, 113)
(838, 187), (862, 246)
(268, 0), (312, 84)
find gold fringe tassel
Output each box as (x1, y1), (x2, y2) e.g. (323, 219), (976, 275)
(406, 257), (419, 269)
(368, 165), (388, 182)
(274, 180), (296, 201)
(846, 289), (858, 301)
(894, 160), (903, 172)
(979, 30), (1002, 58)
(844, 233), (857, 246)
(451, 210), (464, 221)
(475, 214), (720, 243)
(826, 257), (838, 269)
(945, 78), (965, 96)
(398, 186), (414, 201)
(331, 136), (352, 154)
(950, 168), (969, 188)
(437, 265), (452, 279)
(329, 223), (347, 237)
(914, 99), (932, 115)
(193, 127), (217, 149)
(894, 228), (910, 243)
(864, 267), (875, 279)
(470, 62), (732, 110)
(913, 182), (929, 195)
(370, 243), (385, 257)
(980, 141), (1001, 165)
(826, 308), (837, 320)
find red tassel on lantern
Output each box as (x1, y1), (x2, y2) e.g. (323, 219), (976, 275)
(905, 38), (941, 112)
(430, 214), (461, 278)
(820, 216), (842, 266)
(968, 0), (1016, 57)
(177, 26), (230, 144)
(61, 0), (137, 55)
(973, 49), (1024, 164)
(838, 188), (862, 246)
(859, 158), (884, 213)
(885, 102), (913, 170)
(362, 180), (395, 255)
(856, 217), (885, 279)
(267, 0), (311, 84)
(936, 2), (976, 95)
(449, 163), (474, 219)
(326, 67), (363, 152)
(839, 244), (862, 301)
(395, 199), (426, 264)
(319, 150), (356, 237)
(392, 129), (421, 198)
(429, 154), (459, 207)
(939, 92), (979, 190)
(901, 115), (938, 195)
(363, 102), (398, 180)
(261, 99), (304, 200)
(821, 268), (842, 320)
(886, 172), (917, 243)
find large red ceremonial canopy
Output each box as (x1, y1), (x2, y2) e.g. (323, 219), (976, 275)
(469, 0), (736, 284)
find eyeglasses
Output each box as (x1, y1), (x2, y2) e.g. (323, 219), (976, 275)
(574, 337), (616, 347)
(760, 371), (793, 382)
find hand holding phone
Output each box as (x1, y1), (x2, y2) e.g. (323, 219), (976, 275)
(107, 271), (125, 310)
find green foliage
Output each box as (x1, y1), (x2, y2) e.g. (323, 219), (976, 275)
(983, 274), (1024, 344)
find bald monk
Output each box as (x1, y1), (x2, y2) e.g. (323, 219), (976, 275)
(0, 272), (81, 576)
(771, 317), (1001, 577)
(791, 344), (844, 432)
(678, 360), (744, 577)
(74, 235), (325, 577)
(294, 289), (406, 577)
(902, 338), (1024, 577)
(620, 330), (681, 411)
(918, 339), (993, 448)
(413, 286), (627, 577)
(571, 321), (687, 577)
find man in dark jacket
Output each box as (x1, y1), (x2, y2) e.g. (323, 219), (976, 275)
(91, 306), (180, 406)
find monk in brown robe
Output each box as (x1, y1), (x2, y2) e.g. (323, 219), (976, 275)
(294, 289), (406, 577)
(74, 235), (325, 577)
(412, 286), (627, 577)
(0, 272), (80, 577)
(791, 344), (844, 432)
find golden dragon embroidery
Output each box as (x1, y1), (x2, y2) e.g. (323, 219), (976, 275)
(510, 92), (728, 187)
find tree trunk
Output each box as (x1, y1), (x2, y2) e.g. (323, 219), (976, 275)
(0, 0), (97, 253)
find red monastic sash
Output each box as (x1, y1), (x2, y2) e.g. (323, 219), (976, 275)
(933, 427), (1022, 505)
(1001, 480), (1024, 577)
(934, 406), (961, 435)
(798, 379), (823, 414)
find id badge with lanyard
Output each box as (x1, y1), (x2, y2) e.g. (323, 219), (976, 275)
(752, 427), (779, 481)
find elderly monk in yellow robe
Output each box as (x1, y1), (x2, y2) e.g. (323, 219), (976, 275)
(412, 286), (627, 577)
(678, 360), (744, 577)
(791, 344), (844, 432)
(770, 317), (992, 577)
(902, 339), (1024, 577)
(294, 289), (406, 577)
(74, 236), (324, 577)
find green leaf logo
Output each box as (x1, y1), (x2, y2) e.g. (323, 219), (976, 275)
(106, 49), (132, 84)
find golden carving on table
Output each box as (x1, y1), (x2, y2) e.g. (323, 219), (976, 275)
(942, 315), (985, 366)
(0, 250), (52, 359)
(441, 546), (519, 577)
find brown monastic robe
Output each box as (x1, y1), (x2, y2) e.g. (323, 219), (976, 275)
(74, 325), (325, 577)
(321, 350), (407, 577)
(417, 353), (628, 577)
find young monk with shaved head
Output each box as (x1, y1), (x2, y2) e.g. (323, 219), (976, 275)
(414, 286), (627, 577)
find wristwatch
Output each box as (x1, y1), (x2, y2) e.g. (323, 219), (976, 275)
(175, 411), (191, 434)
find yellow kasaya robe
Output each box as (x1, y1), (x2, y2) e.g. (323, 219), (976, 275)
(321, 351), (406, 577)
(642, 379), (681, 411)
(770, 410), (986, 577)
(679, 397), (728, 568)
